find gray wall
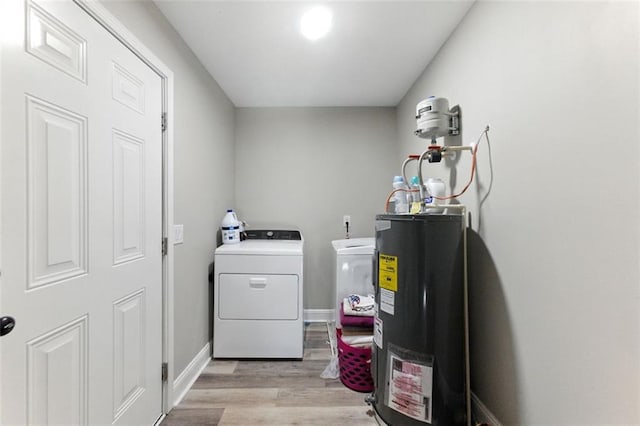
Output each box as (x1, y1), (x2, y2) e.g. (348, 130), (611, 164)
(397, 1), (639, 424)
(101, 1), (236, 376)
(235, 107), (397, 309)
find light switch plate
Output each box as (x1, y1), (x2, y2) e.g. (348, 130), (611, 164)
(173, 224), (184, 244)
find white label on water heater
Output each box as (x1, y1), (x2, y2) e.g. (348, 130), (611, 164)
(380, 288), (395, 315)
(387, 354), (433, 424)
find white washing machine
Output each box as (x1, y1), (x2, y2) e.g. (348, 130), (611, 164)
(213, 229), (304, 359)
(331, 237), (375, 326)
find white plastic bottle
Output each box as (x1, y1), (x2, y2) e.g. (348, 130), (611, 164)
(221, 209), (241, 244)
(392, 176), (408, 214)
(425, 178), (445, 213)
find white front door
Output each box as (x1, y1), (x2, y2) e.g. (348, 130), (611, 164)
(1, 0), (164, 424)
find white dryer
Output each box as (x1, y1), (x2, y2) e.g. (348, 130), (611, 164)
(213, 229), (303, 359)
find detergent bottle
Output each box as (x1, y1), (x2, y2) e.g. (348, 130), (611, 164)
(221, 209), (241, 244)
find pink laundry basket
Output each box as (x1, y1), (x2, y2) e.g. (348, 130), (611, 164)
(337, 328), (373, 392)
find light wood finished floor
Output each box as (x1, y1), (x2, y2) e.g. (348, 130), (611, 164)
(162, 323), (378, 426)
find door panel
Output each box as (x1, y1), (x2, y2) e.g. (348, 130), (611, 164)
(27, 315), (88, 425)
(113, 289), (146, 421)
(112, 61), (145, 114)
(26, 0), (87, 83)
(26, 95), (88, 289)
(113, 128), (145, 265)
(1, 0), (163, 424)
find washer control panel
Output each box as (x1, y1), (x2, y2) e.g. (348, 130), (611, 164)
(244, 229), (302, 240)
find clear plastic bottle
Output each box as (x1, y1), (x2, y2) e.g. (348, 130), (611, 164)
(221, 209), (241, 244)
(392, 176), (408, 214)
(410, 176), (422, 204)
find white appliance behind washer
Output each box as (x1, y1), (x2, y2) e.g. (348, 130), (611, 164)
(213, 229), (303, 358)
(331, 238), (375, 327)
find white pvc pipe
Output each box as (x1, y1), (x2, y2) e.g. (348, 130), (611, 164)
(417, 149), (431, 201)
(401, 157), (417, 193)
(442, 145), (473, 153)
(442, 204), (465, 210)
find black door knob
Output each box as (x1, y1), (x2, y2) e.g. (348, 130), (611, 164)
(0, 316), (16, 336)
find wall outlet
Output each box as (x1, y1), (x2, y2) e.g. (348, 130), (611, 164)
(343, 215), (351, 226)
(173, 224), (184, 244)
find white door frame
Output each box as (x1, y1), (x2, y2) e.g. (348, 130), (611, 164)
(71, 0), (176, 415)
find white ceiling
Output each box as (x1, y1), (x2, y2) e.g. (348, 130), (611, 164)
(153, 1), (474, 107)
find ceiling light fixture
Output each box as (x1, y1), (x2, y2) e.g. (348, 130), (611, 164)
(300, 6), (332, 41)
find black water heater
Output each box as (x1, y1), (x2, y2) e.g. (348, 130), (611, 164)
(372, 214), (467, 425)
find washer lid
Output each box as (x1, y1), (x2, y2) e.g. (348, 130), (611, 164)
(331, 237), (375, 255)
(215, 240), (303, 256)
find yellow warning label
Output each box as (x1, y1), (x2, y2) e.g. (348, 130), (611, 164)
(379, 254), (398, 292)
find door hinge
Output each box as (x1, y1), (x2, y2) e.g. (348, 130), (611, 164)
(162, 237), (168, 256)
(162, 362), (168, 382)
(161, 112), (167, 132)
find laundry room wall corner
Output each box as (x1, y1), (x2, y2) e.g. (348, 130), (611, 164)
(235, 107), (397, 311)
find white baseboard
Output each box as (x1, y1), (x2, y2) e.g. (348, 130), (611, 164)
(304, 308), (335, 323)
(172, 343), (210, 408)
(471, 392), (502, 426)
